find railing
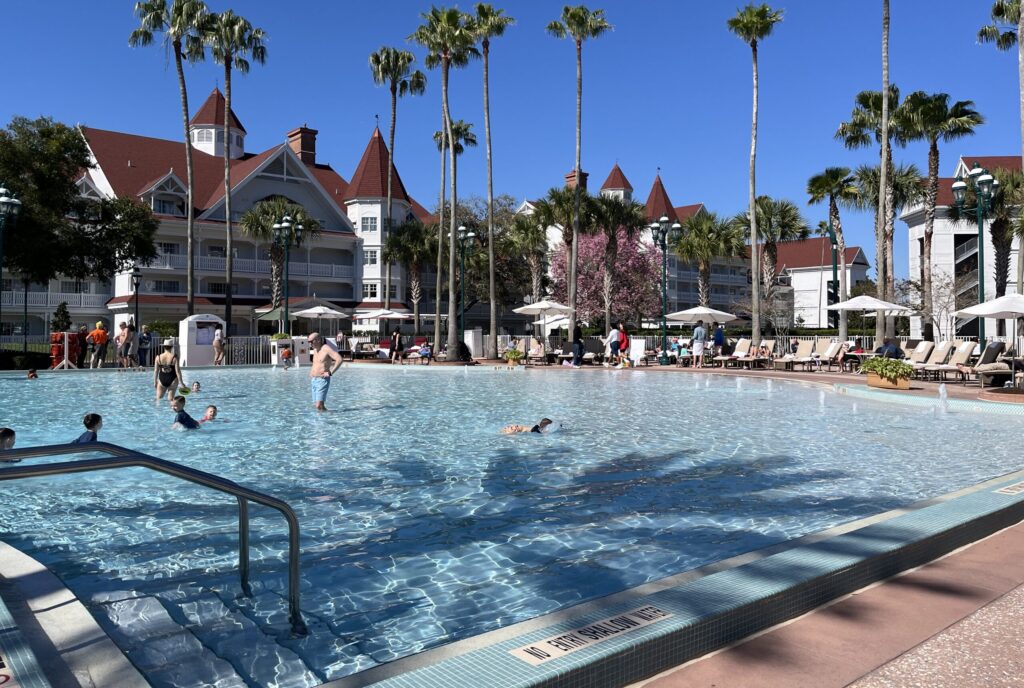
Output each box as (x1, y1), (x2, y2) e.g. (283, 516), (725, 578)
(956, 269), (979, 294)
(0, 442), (308, 636)
(151, 254), (353, 280)
(226, 336), (271, 366)
(1, 291), (109, 308)
(954, 237), (979, 262)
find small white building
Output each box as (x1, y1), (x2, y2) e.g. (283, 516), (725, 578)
(775, 238), (870, 328)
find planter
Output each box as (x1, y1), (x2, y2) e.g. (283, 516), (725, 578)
(866, 372), (910, 390)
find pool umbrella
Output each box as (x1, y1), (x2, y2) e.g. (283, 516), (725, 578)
(294, 305), (349, 334)
(664, 306), (738, 324)
(825, 295), (912, 314)
(513, 300), (573, 358)
(957, 294), (1024, 386)
(358, 308), (412, 321)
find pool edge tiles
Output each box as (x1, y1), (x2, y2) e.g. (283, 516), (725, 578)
(328, 471), (1024, 688)
(0, 580), (52, 688)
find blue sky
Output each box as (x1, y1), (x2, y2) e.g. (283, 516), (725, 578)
(1, 1), (1018, 278)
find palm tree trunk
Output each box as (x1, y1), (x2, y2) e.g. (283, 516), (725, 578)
(831, 197), (849, 342)
(884, 149), (896, 336)
(434, 138), (446, 351)
(411, 272), (421, 336)
(483, 40), (497, 360)
(922, 137), (939, 340)
(385, 79), (397, 311)
(569, 39), (582, 335)
(698, 263), (711, 308)
(875, 0), (890, 346)
(761, 242), (777, 297)
(748, 40), (761, 347)
(443, 60), (460, 358)
(174, 40), (196, 317)
(223, 59), (234, 336)
(530, 257), (542, 303)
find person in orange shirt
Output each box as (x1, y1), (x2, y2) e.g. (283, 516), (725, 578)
(87, 322), (109, 368)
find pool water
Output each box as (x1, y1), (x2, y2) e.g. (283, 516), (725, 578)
(1, 367), (1021, 687)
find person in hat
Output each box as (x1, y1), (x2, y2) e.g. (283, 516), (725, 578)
(153, 339), (184, 402)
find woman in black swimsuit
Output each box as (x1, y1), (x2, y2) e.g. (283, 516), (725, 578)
(153, 340), (183, 401)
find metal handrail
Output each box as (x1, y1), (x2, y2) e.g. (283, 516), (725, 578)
(0, 442), (308, 636)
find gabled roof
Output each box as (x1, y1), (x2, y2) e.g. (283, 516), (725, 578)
(644, 175), (677, 222)
(955, 155), (1022, 175)
(199, 146), (282, 210)
(190, 88), (247, 133)
(774, 237), (868, 271)
(306, 163), (350, 212)
(409, 197), (437, 224)
(674, 203), (704, 222)
(600, 164), (633, 191)
(343, 127), (410, 202)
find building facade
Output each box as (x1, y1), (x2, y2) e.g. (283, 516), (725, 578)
(776, 238), (870, 328)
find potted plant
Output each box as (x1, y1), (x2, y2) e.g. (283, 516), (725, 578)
(860, 357), (914, 390)
(504, 348), (524, 365)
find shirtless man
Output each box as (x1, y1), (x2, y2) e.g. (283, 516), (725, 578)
(308, 331), (343, 411)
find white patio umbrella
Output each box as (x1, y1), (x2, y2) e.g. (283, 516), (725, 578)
(358, 308), (412, 321)
(294, 305), (349, 334)
(664, 306), (738, 324)
(826, 295), (912, 314)
(957, 294), (1024, 385)
(513, 300), (573, 357)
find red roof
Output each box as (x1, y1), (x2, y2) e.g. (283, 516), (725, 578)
(774, 237), (867, 271)
(342, 127), (410, 202)
(600, 164), (633, 191)
(199, 146), (282, 210)
(959, 155), (1022, 174)
(644, 175), (677, 222)
(674, 203), (704, 222)
(306, 163), (350, 212)
(409, 197), (437, 224)
(190, 88), (246, 133)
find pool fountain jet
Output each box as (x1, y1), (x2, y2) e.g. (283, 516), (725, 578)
(819, 390), (826, 409)
(938, 383), (949, 415)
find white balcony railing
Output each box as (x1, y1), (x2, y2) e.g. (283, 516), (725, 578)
(149, 253), (352, 279)
(1, 291), (109, 308)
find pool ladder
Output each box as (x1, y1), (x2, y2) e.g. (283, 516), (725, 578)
(0, 442), (309, 636)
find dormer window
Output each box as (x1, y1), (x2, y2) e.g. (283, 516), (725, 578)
(154, 196), (185, 216)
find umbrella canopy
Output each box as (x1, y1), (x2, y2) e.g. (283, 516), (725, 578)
(294, 306), (349, 319)
(664, 306), (738, 324)
(826, 295), (912, 313)
(512, 300), (573, 318)
(358, 308), (412, 321)
(956, 294), (1024, 319)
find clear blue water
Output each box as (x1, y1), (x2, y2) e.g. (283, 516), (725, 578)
(1, 367), (1022, 687)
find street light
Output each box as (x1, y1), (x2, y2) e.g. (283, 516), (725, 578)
(952, 161), (1000, 342)
(273, 215), (303, 335)
(0, 183), (23, 340)
(457, 224), (476, 345)
(650, 214), (682, 365)
(131, 266), (142, 335)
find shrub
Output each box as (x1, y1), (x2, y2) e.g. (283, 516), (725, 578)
(145, 320), (178, 338)
(271, 332), (291, 340)
(51, 302), (72, 332)
(504, 348), (524, 362)
(860, 357), (914, 383)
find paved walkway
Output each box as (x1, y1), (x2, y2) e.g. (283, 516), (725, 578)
(631, 520), (1024, 688)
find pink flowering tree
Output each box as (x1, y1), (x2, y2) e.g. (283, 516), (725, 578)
(552, 230), (661, 327)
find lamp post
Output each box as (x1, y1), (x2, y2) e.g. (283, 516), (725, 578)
(457, 224), (476, 345)
(650, 214), (681, 365)
(0, 183), (23, 340)
(131, 266), (142, 334)
(825, 220), (839, 330)
(273, 216), (303, 335)
(952, 162), (999, 342)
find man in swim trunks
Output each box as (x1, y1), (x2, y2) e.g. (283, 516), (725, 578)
(308, 331), (343, 411)
(501, 418), (553, 434)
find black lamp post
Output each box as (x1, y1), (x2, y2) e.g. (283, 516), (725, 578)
(0, 183), (23, 340)
(273, 216), (303, 334)
(951, 162), (998, 342)
(131, 266), (142, 333)
(650, 214), (681, 365)
(457, 224), (476, 345)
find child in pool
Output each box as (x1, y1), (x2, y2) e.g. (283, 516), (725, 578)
(199, 405), (218, 424)
(170, 396), (201, 430)
(75, 414), (102, 443)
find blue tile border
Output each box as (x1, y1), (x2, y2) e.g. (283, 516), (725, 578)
(328, 472), (1024, 688)
(0, 592), (52, 688)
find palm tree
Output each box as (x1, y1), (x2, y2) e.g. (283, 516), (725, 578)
(900, 91), (983, 339)
(238, 196), (321, 330)
(979, 1), (1024, 296)
(531, 185), (595, 303)
(727, 3), (784, 347)
(369, 47), (426, 310)
(471, 3), (515, 359)
(430, 121), (477, 349)
(851, 164), (925, 285)
(206, 10), (266, 335)
(675, 212), (746, 308)
(592, 195), (646, 330)
(807, 167), (861, 341)
(129, 0), (209, 317)
(507, 214), (548, 306)
(732, 196), (809, 298)
(383, 219), (433, 335)
(411, 7), (479, 357)
(546, 5), (612, 336)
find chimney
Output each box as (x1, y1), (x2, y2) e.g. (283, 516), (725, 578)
(564, 169), (588, 190)
(287, 125), (318, 164)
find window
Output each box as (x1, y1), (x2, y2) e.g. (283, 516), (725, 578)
(153, 198), (184, 216)
(363, 250), (378, 266)
(207, 282), (240, 294)
(216, 131), (224, 143)
(60, 280), (85, 294)
(207, 246), (226, 258)
(158, 242), (179, 255)
(1, 278), (13, 292)
(361, 217), (378, 233)
(194, 129), (213, 143)
(388, 284), (397, 299)
(362, 283), (378, 299)
(235, 134), (243, 146)
(153, 280), (181, 293)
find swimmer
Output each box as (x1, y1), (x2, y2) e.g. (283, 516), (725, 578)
(0, 427), (15, 451)
(26, 369), (38, 379)
(501, 418), (554, 434)
(170, 396), (201, 430)
(75, 413), (102, 443)
(199, 405), (217, 424)
(191, 381), (201, 393)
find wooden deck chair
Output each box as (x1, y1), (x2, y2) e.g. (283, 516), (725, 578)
(912, 341), (952, 378)
(907, 341), (934, 364)
(925, 340), (975, 380)
(715, 338), (750, 367)
(791, 339), (817, 371)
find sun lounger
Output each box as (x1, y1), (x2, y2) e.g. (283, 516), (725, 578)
(959, 341), (1006, 385)
(810, 341), (842, 371)
(715, 338), (750, 367)
(911, 341), (952, 378)
(907, 341), (934, 365)
(734, 339), (775, 368)
(924, 341), (975, 380)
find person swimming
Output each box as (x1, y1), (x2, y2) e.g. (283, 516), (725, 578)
(170, 396), (200, 430)
(75, 413), (102, 443)
(199, 405), (217, 424)
(501, 418), (554, 434)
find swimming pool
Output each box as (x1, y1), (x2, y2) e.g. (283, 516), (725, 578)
(1, 367), (1021, 687)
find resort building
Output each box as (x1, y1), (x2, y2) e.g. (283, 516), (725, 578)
(902, 154), (1022, 339)
(0, 88), (432, 336)
(776, 238), (870, 328)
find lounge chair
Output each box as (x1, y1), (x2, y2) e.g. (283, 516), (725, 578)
(957, 341), (1006, 386)
(582, 337), (606, 365)
(906, 341), (934, 365)
(735, 339), (775, 368)
(715, 338), (750, 368)
(924, 341), (975, 381)
(911, 341), (952, 379)
(792, 339), (818, 371)
(812, 341), (843, 372)
(673, 339), (692, 367)
(526, 338), (549, 365)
